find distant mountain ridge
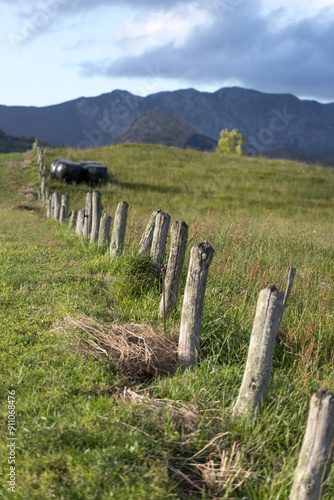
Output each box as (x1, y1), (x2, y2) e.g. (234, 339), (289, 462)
(1, 87), (334, 156)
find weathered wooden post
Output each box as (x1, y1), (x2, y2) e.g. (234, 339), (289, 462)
(46, 197), (52, 218)
(37, 188), (42, 200)
(159, 220), (188, 318)
(76, 209), (85, 237)
(68, 210), (77, 230)
(98, 214), (112, 247)
(110, 201), (129, 257)
(90, 191), (102, 243)
(61, 194), (69, 221)
(52, 192), (61, 221)
(150, 210), (171, 270)
(290, 389), (334, 500)
(232, 285), (284, 418)
(59, 206), (67, 224)
(138, 210), (159, 255)
(41, 176), (46, 196)
(178, 241), (214, 369)
(83, 192), (92, 237)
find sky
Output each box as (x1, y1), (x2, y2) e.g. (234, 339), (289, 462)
(0, 0), (333, 107)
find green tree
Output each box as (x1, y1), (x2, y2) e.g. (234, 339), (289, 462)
(216, 128), (245, 155)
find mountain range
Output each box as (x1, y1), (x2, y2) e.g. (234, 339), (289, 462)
(1, 87), (334, 158)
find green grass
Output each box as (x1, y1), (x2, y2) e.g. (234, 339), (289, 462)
(0, 146), (333, 499)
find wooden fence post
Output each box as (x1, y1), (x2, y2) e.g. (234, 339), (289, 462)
(41, 176), (46, 197)
(83, 192), (92, 237)
(90, 191), (102, 243)
(61, 194), (69, 222)
(232, 285), (284, 418)
(59, 206), (66, 224)
(159, 220), (188, 318)
(46, 197), (52, 218)
(76, 209), (85, 237)
(150, 210), (171, 270)
(290, 389), (334, 500)
(53, 192), (61, 221)
(110, 201), (129, 257)
(68, 210), (77, 230)
(98, 214), (112, 247)
(138, 210), (159, 255)
(178, 241), (214, 369)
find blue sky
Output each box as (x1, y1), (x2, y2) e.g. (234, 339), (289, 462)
(0, 0), (333, 107)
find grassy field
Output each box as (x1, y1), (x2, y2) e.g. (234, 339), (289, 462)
(0, 146), (333, 499)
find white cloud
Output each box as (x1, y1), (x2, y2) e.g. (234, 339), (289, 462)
(115, 4), (212, 52)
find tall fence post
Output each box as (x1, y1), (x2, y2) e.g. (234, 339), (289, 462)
(90, 191), (102, 243)
(110, 201), (129, 257)
(178, 241), (214, 369)
(159, 220), (188, 318)
(76, 209), (85, 237)
(232, 285), (284, 418)
(83, 192), (92, 237)
(150, 210), (171, 270)
(290, 390), (334, 500)
(138, 210), (158, 255)
(98, 214), (112, 247)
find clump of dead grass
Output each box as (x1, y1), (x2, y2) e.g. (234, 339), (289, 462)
(62, 314), (178, 379)
(19, 186), (38, 200)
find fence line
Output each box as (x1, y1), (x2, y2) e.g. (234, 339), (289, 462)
(34, 141), (333, 498)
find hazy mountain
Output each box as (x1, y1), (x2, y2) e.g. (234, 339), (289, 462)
(111, 108), (216, 151)
(1, 87), (334, 156)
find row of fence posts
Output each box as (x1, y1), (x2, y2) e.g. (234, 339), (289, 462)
(35, 144), (333, 499)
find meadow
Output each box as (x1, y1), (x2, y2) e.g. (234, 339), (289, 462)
(0, 145), (333, 499)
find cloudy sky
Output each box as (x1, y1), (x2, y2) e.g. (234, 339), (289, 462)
(0, 0), (333, 107)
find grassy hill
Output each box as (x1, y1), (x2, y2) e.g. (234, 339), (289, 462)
(0, 145), (333, 498)
(0, 129), (35, 153)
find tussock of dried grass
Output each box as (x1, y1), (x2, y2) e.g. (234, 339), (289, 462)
(120, 387), (199, 433)
(19, 186), (38, 200)
(63, 315), (178, 379)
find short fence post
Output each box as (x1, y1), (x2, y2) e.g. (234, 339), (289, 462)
(90, 191), (102, 243)
(68, 210), (77, 230)
(37, 188), (42, 200)
(83, 192), (92, 237)
(232, 285), (284, 418)
(61, 194), (69, 222)
(290, 389), (334, 500)
(138, 210), (158, 255)
(76, 209), (85, 237)
(98, 214), (112, 247)
(150, 210), (171, 270)
(46, 197), (52, 218)
(178, 241), (214, 369)
(110, 201), (129, 257)
(53, 192), (61, 221)
(59, 206), (66, 224)
(159, 220), (188, 318)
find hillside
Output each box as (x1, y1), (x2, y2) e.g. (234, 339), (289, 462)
(0, 145), (334, 498)
(0, 128), (34, 153)
(111, 108), (217, 151)
(1, 87), (334, 155)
